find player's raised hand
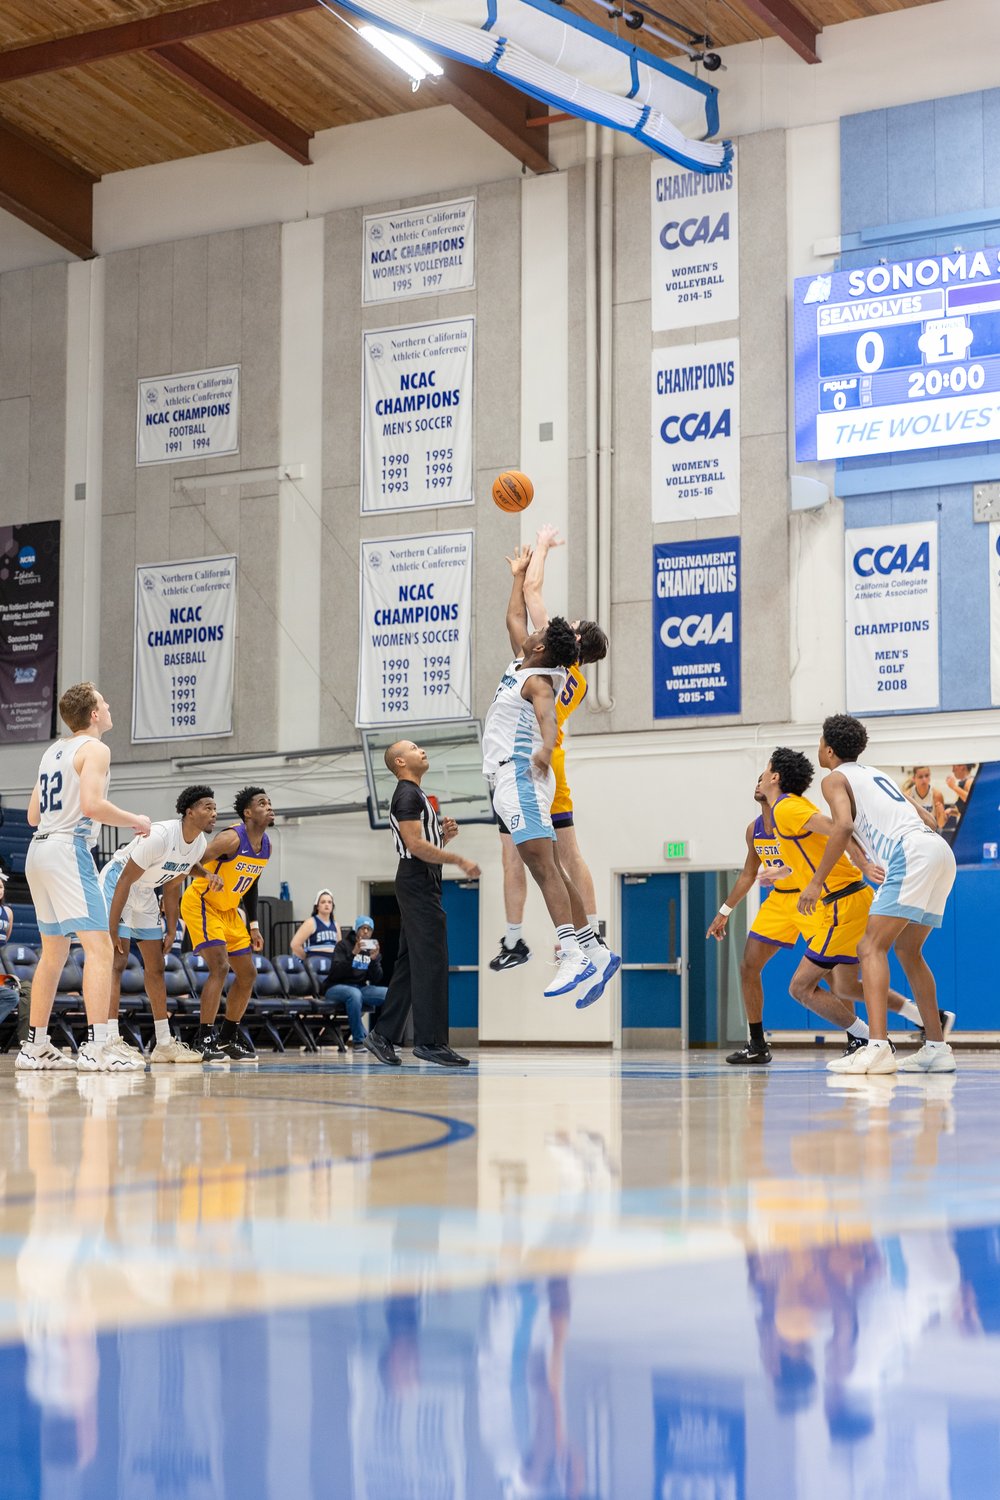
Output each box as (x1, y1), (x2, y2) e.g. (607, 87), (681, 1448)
(131, 815), (152, 837)
(535, 524), (565, 550)
(505, 544), (532, 576)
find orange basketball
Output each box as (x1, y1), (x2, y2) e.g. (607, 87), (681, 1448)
(492, 470), (534, 512)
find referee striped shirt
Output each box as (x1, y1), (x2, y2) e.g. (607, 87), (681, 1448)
(389, 780), (443, 862)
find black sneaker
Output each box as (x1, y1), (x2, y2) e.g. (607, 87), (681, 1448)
(363, 1030), (401, 1067)
(220, 1029), (258, 1066)
(919, 1008), (956, 1043)
(841, 1034), (868, 1057)
(726, 1042), (771, 1066)
(489, 937), (531, 972)
(192, 1028), (228, 1065)
(413, 1044), (471, 1067)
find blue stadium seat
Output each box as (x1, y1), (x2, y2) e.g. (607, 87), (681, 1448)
(248, 955), (315, 1053)
(2, 944), (38, 984)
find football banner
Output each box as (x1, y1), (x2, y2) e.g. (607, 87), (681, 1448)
(845, 522), (939, 713)
(137, 365), (239, 466)
(132, 555), (237, 742)
(0, 521), (60, 742)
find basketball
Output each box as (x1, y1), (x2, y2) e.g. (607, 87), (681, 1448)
(492, 470), (534, 512)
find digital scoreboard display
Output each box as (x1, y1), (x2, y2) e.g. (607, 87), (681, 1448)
(794, 248), (1000, 462)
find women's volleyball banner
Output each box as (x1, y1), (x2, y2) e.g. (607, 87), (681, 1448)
(132, 555), (237, 742)
(363, 197), (475, 305)
(361, 318), (474, 514)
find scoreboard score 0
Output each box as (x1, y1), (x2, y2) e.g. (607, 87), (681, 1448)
(794, 248), (1000, 462)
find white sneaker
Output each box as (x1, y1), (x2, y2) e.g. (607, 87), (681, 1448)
(575, 947), (622, 1010)
(543, 953), (596, 998)
(105, 1036), (147, 1070)
(826, 1039), (897, 1075)
(77, 1040), (145, 1073)
(150, 1035), (203, 1066)
(899, 1041), (956, 1073)
(15, 1039), (76, 1071)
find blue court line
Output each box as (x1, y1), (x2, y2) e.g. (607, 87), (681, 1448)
(0, 1094), (475, 1210)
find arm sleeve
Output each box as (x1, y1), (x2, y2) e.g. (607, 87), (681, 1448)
(243, 879), (260, 926)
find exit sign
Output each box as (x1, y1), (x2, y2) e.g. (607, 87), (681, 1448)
(664, 840), (689, 860)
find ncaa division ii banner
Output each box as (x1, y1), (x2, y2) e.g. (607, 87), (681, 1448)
(653, 539), (740, 719)
(137, 365), (239, 466)
(363, 197), (475, 305)
(357, 532), (473, 728)
(362, 318), (474, 514)
(132, 555), (237, 742)
(845, 522), (939, 713)
(651, 151), (739, 330)
(0, 520), (60, 742)
(651, 339), (740, 521)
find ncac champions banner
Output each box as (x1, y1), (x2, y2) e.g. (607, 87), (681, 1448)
(132, 555), (237, 742)
(361, 318), (474, 514)
(845, 522), (939, 713)
(651, 151), (739, 330)
(363, 197), (475, 305)
(137, 365), (239, 466)
(653, 539), (741, 718)
(0, 521), (60, 742)
(356, 532), (474, 728)
(651, 339), (740, 521)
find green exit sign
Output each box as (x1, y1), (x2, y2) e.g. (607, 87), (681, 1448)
(664, 840), (689, 860)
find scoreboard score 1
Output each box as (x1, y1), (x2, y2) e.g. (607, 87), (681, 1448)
(794, 248), (1000, 462)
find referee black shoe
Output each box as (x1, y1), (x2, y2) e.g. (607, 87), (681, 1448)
(726, 1042), (771, 1066)
(489, 937), (531, 972)
(413, 1044), (470, 1067)
(363, 1030), (401, 1067)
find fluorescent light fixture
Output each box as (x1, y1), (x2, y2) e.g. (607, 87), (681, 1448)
(358, 24), (443, 82)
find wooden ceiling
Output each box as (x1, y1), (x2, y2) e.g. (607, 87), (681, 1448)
(0, 0), (942, 257)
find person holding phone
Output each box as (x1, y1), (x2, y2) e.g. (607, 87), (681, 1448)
(324, 916), (388, 1045)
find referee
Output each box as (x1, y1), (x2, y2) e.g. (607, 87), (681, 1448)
(363, 740), (480, 1068)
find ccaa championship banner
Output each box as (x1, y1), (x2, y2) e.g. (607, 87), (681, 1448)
(651, 339), (740, 521)
(362, 318), (474, 514)
(0, 520), (60, 742)
(651, 151), (739, 330)
(357, 532), (473, 728)
(363, 197), (475, 305)
(845, 522), (939, 713)
(653, 538), (740, 718)
(132, 555), (237, 742)
(137, 365), (239, 467)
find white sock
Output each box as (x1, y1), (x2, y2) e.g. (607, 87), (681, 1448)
(556, 924), (581, 957)
(92, 1022), (109, 1046)
(868, 1037), (891, 1049)
(924, 1038), (946, 1049)
(27, 1027), (48, 1047)
(898, 1000), (922, 1025)
(575, 925), (600, 953)
(109, 1017), (122, 1038)
(847, 1019), (869, 1039)
(587, 914), (600, 932)
(503, 924), (522, 950)
(154, 1018), (171, 1046)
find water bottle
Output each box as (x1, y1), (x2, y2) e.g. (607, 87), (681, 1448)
(280, 880), (290, 902)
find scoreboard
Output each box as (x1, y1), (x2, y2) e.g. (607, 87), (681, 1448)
(794, 247), (1000, 462)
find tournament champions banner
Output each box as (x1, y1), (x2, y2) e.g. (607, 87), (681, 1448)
(363, 197), (475, 305)
(0, 521), (60, 742)
(845, 522), (939, 713)
(651, 339), (740, 521)
(132, 555), (238, 743)
(361, 318), (474, 515)
(651, 150), (739, 330)
(136, 365), (239, 466)
(356, 532), (474, 728)
(653, 539), (741, 719)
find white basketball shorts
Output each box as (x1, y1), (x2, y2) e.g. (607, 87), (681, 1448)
(491, 759), (557, 846)
(870, 827), (956, 928)
(26, 833), (108, 937)
(99, 860), (163, 941)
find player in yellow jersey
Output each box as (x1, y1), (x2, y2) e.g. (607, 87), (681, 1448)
(180, 786), (274, 1066)
(708, 750), (924, 1065)
(489, 526), (610, 985)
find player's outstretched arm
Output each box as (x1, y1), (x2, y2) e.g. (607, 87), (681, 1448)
(396, 819), (480, 878)
(76, 741), (150, 835)
(798, 773), (854, 914)
(523, 675), (558, 777)
(523, 524), (564, 633)
(796, 809), (883, 883)
(707, 823), (759, 940)
(199, 829), (241, 864)
(505, 544), (532, 655)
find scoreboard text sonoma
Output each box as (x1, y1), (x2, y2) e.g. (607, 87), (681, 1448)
(794, 248), (1000, 462)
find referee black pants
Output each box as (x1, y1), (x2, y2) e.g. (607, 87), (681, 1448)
(376, 861), (450, 1049)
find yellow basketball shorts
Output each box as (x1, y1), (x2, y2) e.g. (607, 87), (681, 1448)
(549, 746), (574, 827)
(749, 884), (872, 968)
(180, 886), (252, 955)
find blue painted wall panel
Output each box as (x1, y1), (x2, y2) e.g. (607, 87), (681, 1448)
(933, 92), (985, 216)
(887, 102), (937, 223)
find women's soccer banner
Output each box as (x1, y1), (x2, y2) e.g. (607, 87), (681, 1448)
(132, 555), (237, 742)
(0, 520), (60, 742)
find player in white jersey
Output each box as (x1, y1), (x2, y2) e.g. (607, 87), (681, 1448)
(798, 714), (957, 1076)
(19, 682), (151, 1074)
(101, 785), (223, 1067)
(482, 549), (597, 1000)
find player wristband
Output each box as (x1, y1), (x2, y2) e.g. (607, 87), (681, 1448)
(249, 921), (260, 929)
(718, 903), (733, 917)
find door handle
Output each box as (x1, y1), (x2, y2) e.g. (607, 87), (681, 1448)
(621, 962), (682, 973)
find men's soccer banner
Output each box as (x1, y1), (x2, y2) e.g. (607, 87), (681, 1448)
(845, 522), (939, 713)
(653, 539), (740, 718)
(137, 365), (239, 466)
(651, 151), (739, 330)
(651, 339), (740, 521)
(0, 521), (60, 742)
(361, 318), (474, 514)
(357, 532), (473, 728)
(363, 197), (475, 305)
(132, 555), (237, 742)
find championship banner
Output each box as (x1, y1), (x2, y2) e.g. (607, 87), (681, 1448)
(132, 555), (237, 742)
(356, 532), (473, 727)
(990, 524), (1000, 705)
(845, 522), (939, 713)
(362, 318), (474, 514)
(651, 151), (738, 330)
(0, 521), (60, 742)
(363, 197), (475, 305)
(137, 365), (239, 466)
(653, 538), (740, 719)
(651, 339), (740, 521)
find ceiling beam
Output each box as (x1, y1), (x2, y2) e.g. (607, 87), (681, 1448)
(436, 61), (552, 174)
(0, 120), (93, 257)
(151, 43), (312, 163)
(0, 0), (317, 84)
(739, 0), (819, 63)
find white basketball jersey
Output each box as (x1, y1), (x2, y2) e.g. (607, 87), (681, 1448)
(837, 761), (928, 864)
(34, 735), (108, 845)
(482, 658), (567, 776)
(106, 819), (207, 888)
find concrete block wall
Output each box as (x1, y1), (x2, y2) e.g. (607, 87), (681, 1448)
(0, 264), (66, 529)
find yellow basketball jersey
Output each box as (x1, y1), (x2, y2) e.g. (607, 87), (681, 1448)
(187, 823), (271, 911)
(554, 665), (588, 749)
(752, 811), (799, 894)
(771, 793), (860, 895)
